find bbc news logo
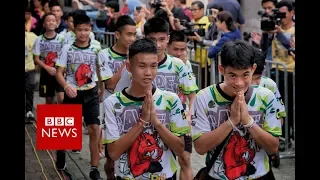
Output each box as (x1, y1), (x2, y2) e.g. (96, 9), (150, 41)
(43, 117), (77, 138)
(36, 104), (82, 150)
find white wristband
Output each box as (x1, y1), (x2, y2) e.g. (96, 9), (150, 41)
(228, 118), (244, 136)
(243, 117), (255, 128)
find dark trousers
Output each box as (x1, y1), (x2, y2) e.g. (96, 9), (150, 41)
(25, 70), (36, 112)
(271, 70), (294, 140)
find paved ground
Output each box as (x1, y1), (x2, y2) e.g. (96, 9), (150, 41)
(25, 91), (295, 180)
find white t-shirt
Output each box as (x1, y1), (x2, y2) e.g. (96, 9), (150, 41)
(56, 43), (107, 90)
(192, 84), (282, 180)
(102, 87), (190, 179)
(259, 76), (286, 118)
(32, 33), (64, 67)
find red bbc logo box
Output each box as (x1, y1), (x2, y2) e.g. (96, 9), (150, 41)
(36, 104), (82, 150)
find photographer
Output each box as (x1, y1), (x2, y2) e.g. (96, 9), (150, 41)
(152, 0), (190, 31)
(250, 0), (278, 60)
(191, 3), (224, 46)
(270, 0), (295, 144)
(186, 1), (211, 88)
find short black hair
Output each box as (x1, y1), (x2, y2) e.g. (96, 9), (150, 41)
(65, 12), (74, 20)
(73, 9), (86, 17)
(106, 1), (120, 12)
(276, 0), (294, 11)
(49, 0), (61, 9)
(129, 38), (158, 61)
(207, 3), (224, 11)
(253, 48), (266, 75)
(73, 14), (91, 28)
(42, 12), (56, 22)
(115, 15), (136, 32)
(144, 17), (170, 36)
(220, 40), (255, 69)
(25, 6), (32, 13)
(169, 31), (187, 44)
(261, 0), (277, 6)
(191, 1), (204, 9)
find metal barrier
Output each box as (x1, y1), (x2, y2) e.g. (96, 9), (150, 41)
(264, 60), (295, 159)
(93, 31), (116, 48)
(186, 43), (211, 89)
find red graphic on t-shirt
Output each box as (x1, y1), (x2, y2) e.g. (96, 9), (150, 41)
(128, 132), (163, 177)
(75, 64), (92, 87)
(223, 132), (256, 179)
(45, 52), (57, 67)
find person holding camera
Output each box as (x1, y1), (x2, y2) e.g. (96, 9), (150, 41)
(250, 0), (278, 60)
(186, 1), (211, 88)
(152, 0), (190, 32)
(192, 3), (224, 46)
(270, 0), (295, 145)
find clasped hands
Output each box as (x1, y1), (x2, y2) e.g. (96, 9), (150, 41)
(140, 90), (160, 126)
(229, 90), (252, 127)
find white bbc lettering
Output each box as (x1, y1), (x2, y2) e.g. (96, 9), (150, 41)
(45, 117), (55, 126)
(55, 117), (65, 126)
(44, 117), (75, 126)
(41, 128), (77, 138)
(65, 117), (74, 126)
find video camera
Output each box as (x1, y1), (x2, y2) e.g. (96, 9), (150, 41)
(151, 0), (163, 9)
(257, 8), (286, 31)
(180, 20), (206, 37)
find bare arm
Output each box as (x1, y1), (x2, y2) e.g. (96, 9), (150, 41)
(56, 67), (68, 88)
(247, 124), (279, 154)
(95, 64), (104, 101)
(187, 92), (196, 115)
(104, 65), (125, 90)
(108, 123), (144, 161)
(194, 121), (232, 155)
(34, 55), (48, 69)
(240, 92), (280, 154)
(154, 120), (184, 156)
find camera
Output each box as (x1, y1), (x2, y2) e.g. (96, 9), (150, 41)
(243, 32), (251, 42)
(151, 0), (163, 9)
(288, 47), (295, 55)
(258, 8), (286, 31)
(180, 20), (206, 37)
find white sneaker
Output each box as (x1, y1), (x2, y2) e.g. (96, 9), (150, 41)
(71, 150), (81, 154)
(26, 111), (35, 121)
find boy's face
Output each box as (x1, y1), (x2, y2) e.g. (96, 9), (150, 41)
(116, 25), (137, 49)
(44, 2), (51, 14)
(218, 65), (256, 96)
(25, 12), (32, 21)
(51, 6), (63, 21)
(66, 16), (74, 31)
(167, 41), (187, 59)
(127, 53), (158, 89)
(146, 32), (169, 56)
(75, 24), (91, 42)
(43, 15), (57, 31)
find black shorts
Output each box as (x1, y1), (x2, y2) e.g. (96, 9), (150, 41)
(39, 68), (64, 97)
(104, 144), (111, 159)
(184, 135), (192, 153)
(63, 86), (100, 126)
